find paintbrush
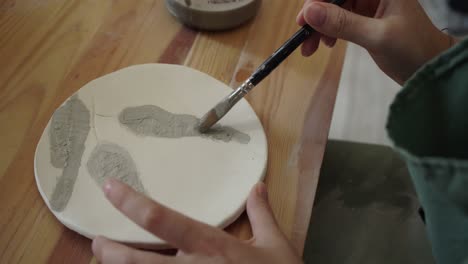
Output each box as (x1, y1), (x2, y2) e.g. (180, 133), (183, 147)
(197, 0), (346, 133)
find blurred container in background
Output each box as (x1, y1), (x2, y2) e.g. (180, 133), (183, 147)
(165, 0), (261, 31)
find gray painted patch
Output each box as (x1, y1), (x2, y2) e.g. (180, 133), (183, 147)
(119, 105), (250, 144)
(49, 95), (90, 212)
(87, 143), (145, 194)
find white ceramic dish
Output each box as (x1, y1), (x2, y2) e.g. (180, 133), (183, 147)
(34, 64), (268, 248)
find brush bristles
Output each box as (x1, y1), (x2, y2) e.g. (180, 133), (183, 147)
(197, 110), (219, 133)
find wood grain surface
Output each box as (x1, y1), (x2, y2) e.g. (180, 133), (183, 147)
(0, 0), (346, 263)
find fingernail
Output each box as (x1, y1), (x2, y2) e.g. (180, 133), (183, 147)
(91, 237), (99, 252)
(103, 179), (113, 196)
(257, 183), (268, 200)
(92, 236), (104, 253)
(305, 4), (326, 27)
(296, 10), (304, 25)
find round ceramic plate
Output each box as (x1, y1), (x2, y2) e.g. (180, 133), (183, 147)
(34, 64), (268, 248)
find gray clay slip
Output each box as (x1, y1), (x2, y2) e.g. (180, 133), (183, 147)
(47, 100), (247, 213)
(49, 95), (90, 212)
(87, 143), (146, 194)
(118, 105), (251, 144)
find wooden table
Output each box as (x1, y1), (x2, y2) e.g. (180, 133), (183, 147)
(0, 1), (346, 263)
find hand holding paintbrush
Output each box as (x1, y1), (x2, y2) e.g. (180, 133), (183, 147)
(197, 0), (346, 133)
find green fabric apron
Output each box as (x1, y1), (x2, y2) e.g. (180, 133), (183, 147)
(387, 38), (468, 264)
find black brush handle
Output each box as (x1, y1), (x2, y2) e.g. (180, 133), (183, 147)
(249, 0), (346, 86)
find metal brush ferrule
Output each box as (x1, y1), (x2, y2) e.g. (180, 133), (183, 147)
(227, 78), (255, 106)
(197, 78), (255, 133)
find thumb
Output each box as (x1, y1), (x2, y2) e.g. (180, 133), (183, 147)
(247, 182), (286, 247)
(303, 2), (381, 48)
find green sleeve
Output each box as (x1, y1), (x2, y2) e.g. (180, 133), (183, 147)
(387, 38), (468, 264)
